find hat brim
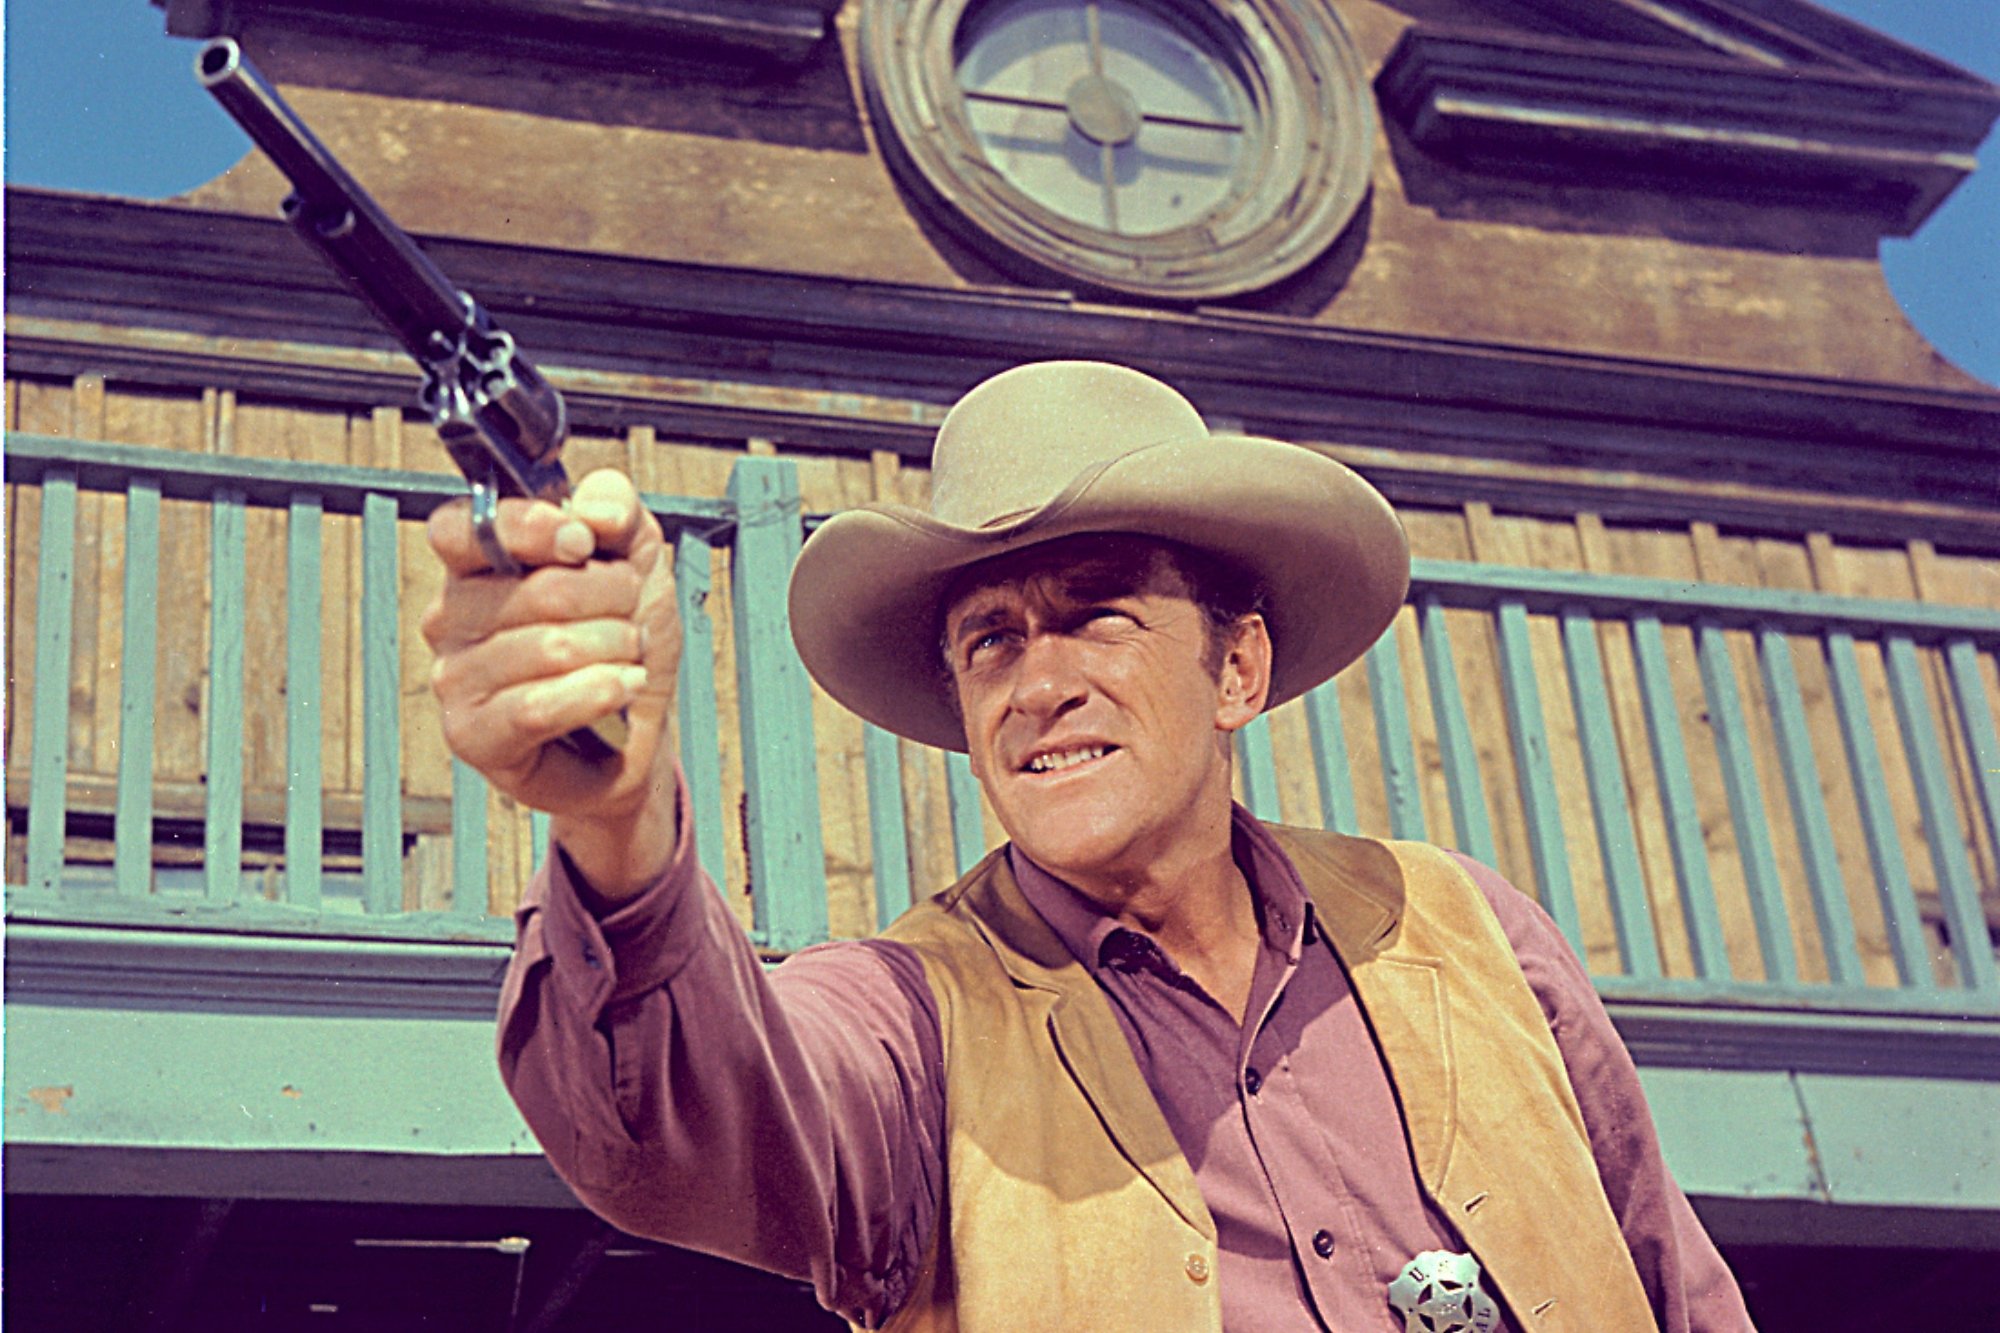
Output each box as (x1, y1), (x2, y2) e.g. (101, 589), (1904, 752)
(787, 434), (1410, 751)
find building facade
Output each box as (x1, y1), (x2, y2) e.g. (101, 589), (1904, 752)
(6, 0), (1999, 1325)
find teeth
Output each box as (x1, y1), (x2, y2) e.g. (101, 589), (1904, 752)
(1027, 745), (1107, 773)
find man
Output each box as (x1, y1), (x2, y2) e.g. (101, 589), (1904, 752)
(424, 361), (1753, 1331)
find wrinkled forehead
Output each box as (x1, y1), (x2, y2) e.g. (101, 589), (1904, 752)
(941, 533), (1186, 629)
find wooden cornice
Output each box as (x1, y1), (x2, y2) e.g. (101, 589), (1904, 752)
(1377, 25), (2000, 235)
(1706, 0), (1997, 83)
(7, 190), (1998, 518)
(156, 0), (840, 67)
(1498, 0), (1995, 85)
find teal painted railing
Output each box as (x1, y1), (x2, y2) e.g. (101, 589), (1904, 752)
(6, 433), (1998, 1013)
(1388, 564), (2000, 1012)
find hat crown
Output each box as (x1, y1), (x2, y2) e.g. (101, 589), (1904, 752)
(929, 361), (1210, 528)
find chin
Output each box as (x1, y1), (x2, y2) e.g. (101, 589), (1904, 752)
(1007, 811), (1144, 884)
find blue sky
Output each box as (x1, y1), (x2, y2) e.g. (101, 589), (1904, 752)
(5, 0), (1996, 386)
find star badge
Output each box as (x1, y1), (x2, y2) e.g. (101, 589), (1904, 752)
(1387, 1250), (1501, 1333)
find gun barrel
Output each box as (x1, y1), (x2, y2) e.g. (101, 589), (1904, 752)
(198, 37), (609, 754)
(196, 38), (469, 362)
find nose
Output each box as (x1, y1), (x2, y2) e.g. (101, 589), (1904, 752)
(1007, 629), (1088, 721)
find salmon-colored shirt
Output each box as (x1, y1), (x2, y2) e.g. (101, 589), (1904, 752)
(498, 789), (1751, 1330)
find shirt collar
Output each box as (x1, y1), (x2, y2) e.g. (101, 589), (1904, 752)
(1009, 804), (1314, 979)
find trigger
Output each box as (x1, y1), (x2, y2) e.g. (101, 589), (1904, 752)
(470, 479), (522, 576)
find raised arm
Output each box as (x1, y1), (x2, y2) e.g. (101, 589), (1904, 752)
(424, 475), (945, 1323)
(498, 830), (944, 1321)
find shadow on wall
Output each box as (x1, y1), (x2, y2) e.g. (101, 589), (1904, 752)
(233, 11), (872, 154)
(1376, 103), (1880, 261)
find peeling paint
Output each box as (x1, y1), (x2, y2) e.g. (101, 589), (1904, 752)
(1788, 1071), (1834, 1203)
(26, 1085), (73, 1114)
(1800, 1121), (1829, 1199)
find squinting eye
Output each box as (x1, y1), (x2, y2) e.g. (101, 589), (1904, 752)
(966, 630), (1013, 663)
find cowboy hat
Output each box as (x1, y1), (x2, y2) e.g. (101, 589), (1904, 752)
(787, 361), (1410, 752)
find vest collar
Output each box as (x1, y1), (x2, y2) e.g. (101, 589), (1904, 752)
(1273, 828), (1405, 959)
(1264, 827), (1457, 1191)
(951, 826), (1458, 1219)
(956, 850), (1216, 1242)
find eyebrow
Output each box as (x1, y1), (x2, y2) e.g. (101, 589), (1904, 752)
(947, 604), (1014, 651)
(1057, 564), (1150, 605)
(951, 559), (1155, 628)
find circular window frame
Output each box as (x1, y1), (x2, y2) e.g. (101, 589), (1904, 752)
(860, 0), (1376, 300)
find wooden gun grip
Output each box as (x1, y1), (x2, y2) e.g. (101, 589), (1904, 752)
(561, 711), (630, 761)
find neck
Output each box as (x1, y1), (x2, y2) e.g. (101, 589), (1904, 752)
(1094, 836), (1249, 951)
(1060, 801), (1263, 1020)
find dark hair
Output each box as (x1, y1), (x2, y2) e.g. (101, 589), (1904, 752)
(1160, 541), (1267, 677)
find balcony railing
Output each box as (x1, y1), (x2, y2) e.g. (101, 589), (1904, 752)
(7, 433), (1998, 1016)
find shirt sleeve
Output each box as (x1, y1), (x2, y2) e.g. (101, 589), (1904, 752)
(1448, 854), (1757, 1333)
(496, 777), (946, 1327)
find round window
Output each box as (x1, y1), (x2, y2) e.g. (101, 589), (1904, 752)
(862, 0), (1375, 299)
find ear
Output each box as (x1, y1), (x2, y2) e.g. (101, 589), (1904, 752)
(1214, 614), (1273, 734)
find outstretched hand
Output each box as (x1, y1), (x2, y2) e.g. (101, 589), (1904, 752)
(423, 469), (682, 900)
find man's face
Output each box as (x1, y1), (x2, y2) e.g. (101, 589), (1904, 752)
(941, 536), (1268, 894)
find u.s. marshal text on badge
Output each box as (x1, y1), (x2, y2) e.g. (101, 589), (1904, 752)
(1387, 1250), (1501, 1333)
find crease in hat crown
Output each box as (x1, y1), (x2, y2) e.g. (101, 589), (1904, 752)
(926, 361), (1212, 528)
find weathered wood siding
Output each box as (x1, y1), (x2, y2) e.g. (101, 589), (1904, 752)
(7, 371), (1996, 978)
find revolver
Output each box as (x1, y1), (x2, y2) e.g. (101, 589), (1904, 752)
(197, 37), (624, 757)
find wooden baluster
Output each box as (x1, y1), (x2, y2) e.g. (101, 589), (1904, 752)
(1695, 620), (1798, 985)
(1631, 614), (1729, 980)
(360, 492), (402, 913)
(1302, 678), (1359, 836)
(1366, 626), (1426, 842)
(1493, 599), (1585, 958)
(943, 752), (986, 878)
(1562, 606), (1661, 980)
(113, 478), (163, 901)
(676, 526), (730, 898)
(1235, 715), (1283, 824)
(1824, 630), (1931, 988)
(1757, 626), (1864, 986)
(1884, 635), (1997, 992)
(205, 485), (247, 906)
(286, 492), (325, 910)
(25, 466), (79, 897)
(728, 455), (827, 951)
(1417, 594), (1497, 866)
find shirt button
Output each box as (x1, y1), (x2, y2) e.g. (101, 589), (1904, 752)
(1184, 1253), (1211, 1284)
(1244, 1068), (1263, 1095)
(1105, 935), (1149, 973)
(1311, 1229), (1335, 1259)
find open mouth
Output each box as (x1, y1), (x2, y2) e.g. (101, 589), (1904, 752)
(1020, 743), (1117, 775)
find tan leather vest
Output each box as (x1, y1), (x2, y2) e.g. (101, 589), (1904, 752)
(870, 825), (1657, 1333)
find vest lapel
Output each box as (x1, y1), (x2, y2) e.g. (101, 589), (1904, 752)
(960, 853), (1216, 1241)
(1348, 957), (1455, 1191)
(1267, 827), (1458, 1194)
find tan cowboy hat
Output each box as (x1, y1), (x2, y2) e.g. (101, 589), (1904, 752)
(788, 361), (1409, 751)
